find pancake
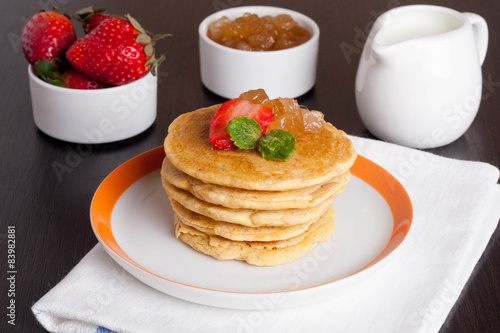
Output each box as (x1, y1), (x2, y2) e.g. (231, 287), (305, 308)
(164, 105), (357, 191)
(162, 177), (336, 227)
(173, 206), (336, 266)
(161, 157), (349, 210)
(171, 199), (322, 242)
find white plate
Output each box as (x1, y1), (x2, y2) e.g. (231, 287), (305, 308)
(91, 147), (412, 309)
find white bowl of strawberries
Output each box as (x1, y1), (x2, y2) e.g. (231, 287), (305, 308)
(23, 7), (166, 144)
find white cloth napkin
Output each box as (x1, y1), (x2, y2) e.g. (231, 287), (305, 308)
(32, 136), (500, 333)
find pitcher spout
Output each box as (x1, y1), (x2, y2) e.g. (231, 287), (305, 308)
(369, 37), (408, 63)
(369, 4), (467, 58)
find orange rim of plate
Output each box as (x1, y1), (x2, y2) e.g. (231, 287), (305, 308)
(91, 146), (413, 294)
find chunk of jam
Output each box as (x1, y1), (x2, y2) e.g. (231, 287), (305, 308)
(239, 89), (324, 137)
(207, 13), (312, 51)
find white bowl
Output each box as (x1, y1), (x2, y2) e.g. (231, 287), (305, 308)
(199, 6), (320, 99)
(28, 66), (157, 144)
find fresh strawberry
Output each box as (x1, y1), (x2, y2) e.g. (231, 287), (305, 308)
(66, 14), (167, 86)
(22, 9), (76, 65)
(60, 68), (109, 89)
(83, 13), (112, 33)
(34, 59), (109, 89)
(210, 98), (274, 149)
(74, 6), (111, 33)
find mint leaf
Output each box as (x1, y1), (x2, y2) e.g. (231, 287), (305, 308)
(228, 116), (263, 149)
(258, 129), (296, 161)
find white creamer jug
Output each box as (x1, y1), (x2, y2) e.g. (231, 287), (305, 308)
(355, 5), (488, 148)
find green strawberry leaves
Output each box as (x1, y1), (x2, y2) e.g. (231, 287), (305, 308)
(126, 13), (170, 75)
(74, 6), (107, 24)
(227, 116), (297, 161)
(34, 58), (66, 86)
(35, 60), (59, 79)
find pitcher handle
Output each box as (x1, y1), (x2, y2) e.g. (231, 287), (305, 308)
(463, 12), (488, 65)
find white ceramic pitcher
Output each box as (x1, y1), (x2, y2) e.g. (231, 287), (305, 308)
(355, 5), (488, 148)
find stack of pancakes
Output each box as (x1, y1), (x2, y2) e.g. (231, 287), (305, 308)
(162, 105), (356, 266)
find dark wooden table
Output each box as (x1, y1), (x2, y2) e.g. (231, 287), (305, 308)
(1, 0), (499, 332)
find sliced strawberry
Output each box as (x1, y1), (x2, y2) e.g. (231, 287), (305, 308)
(209, 98), (274, 149)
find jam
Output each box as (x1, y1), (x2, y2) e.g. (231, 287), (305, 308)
(207, 13), (312, 51)
(239, 89), (324, 137)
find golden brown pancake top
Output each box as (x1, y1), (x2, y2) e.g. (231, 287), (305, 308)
(164, 105), (356, 191)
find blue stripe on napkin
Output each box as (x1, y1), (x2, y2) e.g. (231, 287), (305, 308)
(96, 327), (117, 333)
